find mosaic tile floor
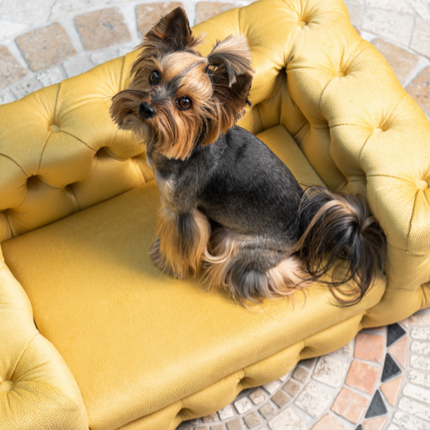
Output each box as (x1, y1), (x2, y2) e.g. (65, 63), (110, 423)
(177, 310), (430, 430)
(0, 0), (429, 429)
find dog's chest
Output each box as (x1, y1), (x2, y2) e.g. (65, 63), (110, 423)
(154, 169), (176, 203)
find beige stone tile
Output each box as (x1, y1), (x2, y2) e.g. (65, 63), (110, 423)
(312, 356), (348, 388)
(249, 388), (266, 405)
(195, 2), (235, 25)
(243, 411), (261, 429)
(393, 410), (429, 430)
(203, 413), (218, 423)
(345, 360), (380, 394)
(398, 396), (430, 421)
(362, 8), (414, 45)
(136, 2), (183, 37)
(295, 382), (333, 418)
(0, 0), (54, 25)
(10, 77), (42, 98)
(409, 369), (430, 388)
(258, 402), (276, 420)
(35, 67), (64, 86)
(271, 390), (289, 408)
(226, 419), (243, 430)
(331, 387), (368, 424)
(372, 38), (420, 86)
(292, 366), (309, 382)
(363, 416), (387, 430)
(234, 397), (252, 414)
(268, 408), (306, 430)
(16, 23), (76, 72)
(365, 0), (414, 14)
(312, 413), (348, 430)
(50, 0), (107, 20)
(283, 379), (300, 396)
(411, 17), (430, 59)
(0, 90), (16, 105)
(75, 7), (131, 51)
(0, 20), (28, 41)
(381, 376), (403, 406)
(354, 333), (385, 363)
(218, 404), (234, 420)
(410, 309), (430, 325)
(406, 66), (430, 115)
(0, 45), (28, 91)
(388, 336), (407, 368)
(408, 0), (430, 26)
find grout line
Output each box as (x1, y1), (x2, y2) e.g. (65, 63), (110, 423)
(404, 55), (430, 88)
(60, 16), (86, 54)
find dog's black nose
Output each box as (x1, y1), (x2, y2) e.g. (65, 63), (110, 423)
(139, 102), (156, 119)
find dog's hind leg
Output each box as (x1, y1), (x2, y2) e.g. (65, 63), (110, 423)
(150, 200), (211, 278)
(203, 229), (306, 303)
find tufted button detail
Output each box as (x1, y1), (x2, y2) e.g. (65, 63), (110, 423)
(49, 124), (60, 133)
(298, 20), (307, 27)
(335, 71), (346, 77)
(417, 180), (428, 190)
(1, 380), (14, 392)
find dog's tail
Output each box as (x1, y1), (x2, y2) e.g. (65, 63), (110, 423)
(295, 186), (386, 304)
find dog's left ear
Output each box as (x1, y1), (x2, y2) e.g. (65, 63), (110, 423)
(132, 7), (200, 74)
(206, 35), (253, 130)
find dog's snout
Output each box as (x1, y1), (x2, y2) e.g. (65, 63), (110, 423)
(139, 102), (156, 119)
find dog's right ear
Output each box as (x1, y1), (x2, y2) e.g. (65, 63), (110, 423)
(206, 35), (254, 131)
(132, 7), (200, 74)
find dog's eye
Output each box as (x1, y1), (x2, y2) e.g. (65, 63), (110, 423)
(149, 70), (161, 85)
(177, 97), (192, 111)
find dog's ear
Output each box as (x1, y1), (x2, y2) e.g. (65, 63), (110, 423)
(132, 7), (200, 74)
(206, 35), (253, 130)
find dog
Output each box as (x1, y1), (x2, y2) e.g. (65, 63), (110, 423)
(110, 7), (386, 305)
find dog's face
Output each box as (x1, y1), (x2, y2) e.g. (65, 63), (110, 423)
(110, 7), (253, 160)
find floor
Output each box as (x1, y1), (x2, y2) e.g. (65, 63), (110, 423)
(0, 0), (429, 429)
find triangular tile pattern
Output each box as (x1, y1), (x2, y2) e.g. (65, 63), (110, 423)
(365, 390), (387, 419)
(381, 354), (402, 383)
(363, 416), (387, 430)
(388, 337), (407, 368)
(387, 323), (406, 347)
(380, 376), (403, 406)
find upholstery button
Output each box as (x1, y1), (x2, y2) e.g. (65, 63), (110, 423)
(298, 20), (307, 27)
(417, 180), (428, 190)
(49, 124), (60, 133)
(1, 381), (14, 392)
(335, 71), (346, 77)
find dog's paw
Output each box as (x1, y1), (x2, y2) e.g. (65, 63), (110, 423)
(150, 237), (189, 279)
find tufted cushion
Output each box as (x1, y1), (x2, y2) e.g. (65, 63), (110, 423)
(1, 0), (429, 428)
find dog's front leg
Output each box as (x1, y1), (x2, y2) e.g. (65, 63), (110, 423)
(150, 200), (211, 279)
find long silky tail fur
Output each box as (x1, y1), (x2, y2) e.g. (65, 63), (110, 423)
(295, 186), (386, 305)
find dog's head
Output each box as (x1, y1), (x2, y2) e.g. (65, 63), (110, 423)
(110, 7), (253, 160)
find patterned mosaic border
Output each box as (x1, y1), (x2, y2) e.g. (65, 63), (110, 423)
(178, 308), (430, 430)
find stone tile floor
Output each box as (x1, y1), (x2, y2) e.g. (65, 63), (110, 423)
(178, 313), (430, 430)
(0, 0), (429, 429)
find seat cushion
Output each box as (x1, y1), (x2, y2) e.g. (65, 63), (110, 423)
(2, 126), (385, 430)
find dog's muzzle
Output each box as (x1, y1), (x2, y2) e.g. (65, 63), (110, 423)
(139, 102), (156, 119)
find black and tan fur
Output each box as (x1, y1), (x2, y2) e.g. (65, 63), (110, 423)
(110, 7), (386, 305)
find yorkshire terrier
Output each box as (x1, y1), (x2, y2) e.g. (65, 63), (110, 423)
(110, 7), (386, 305)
